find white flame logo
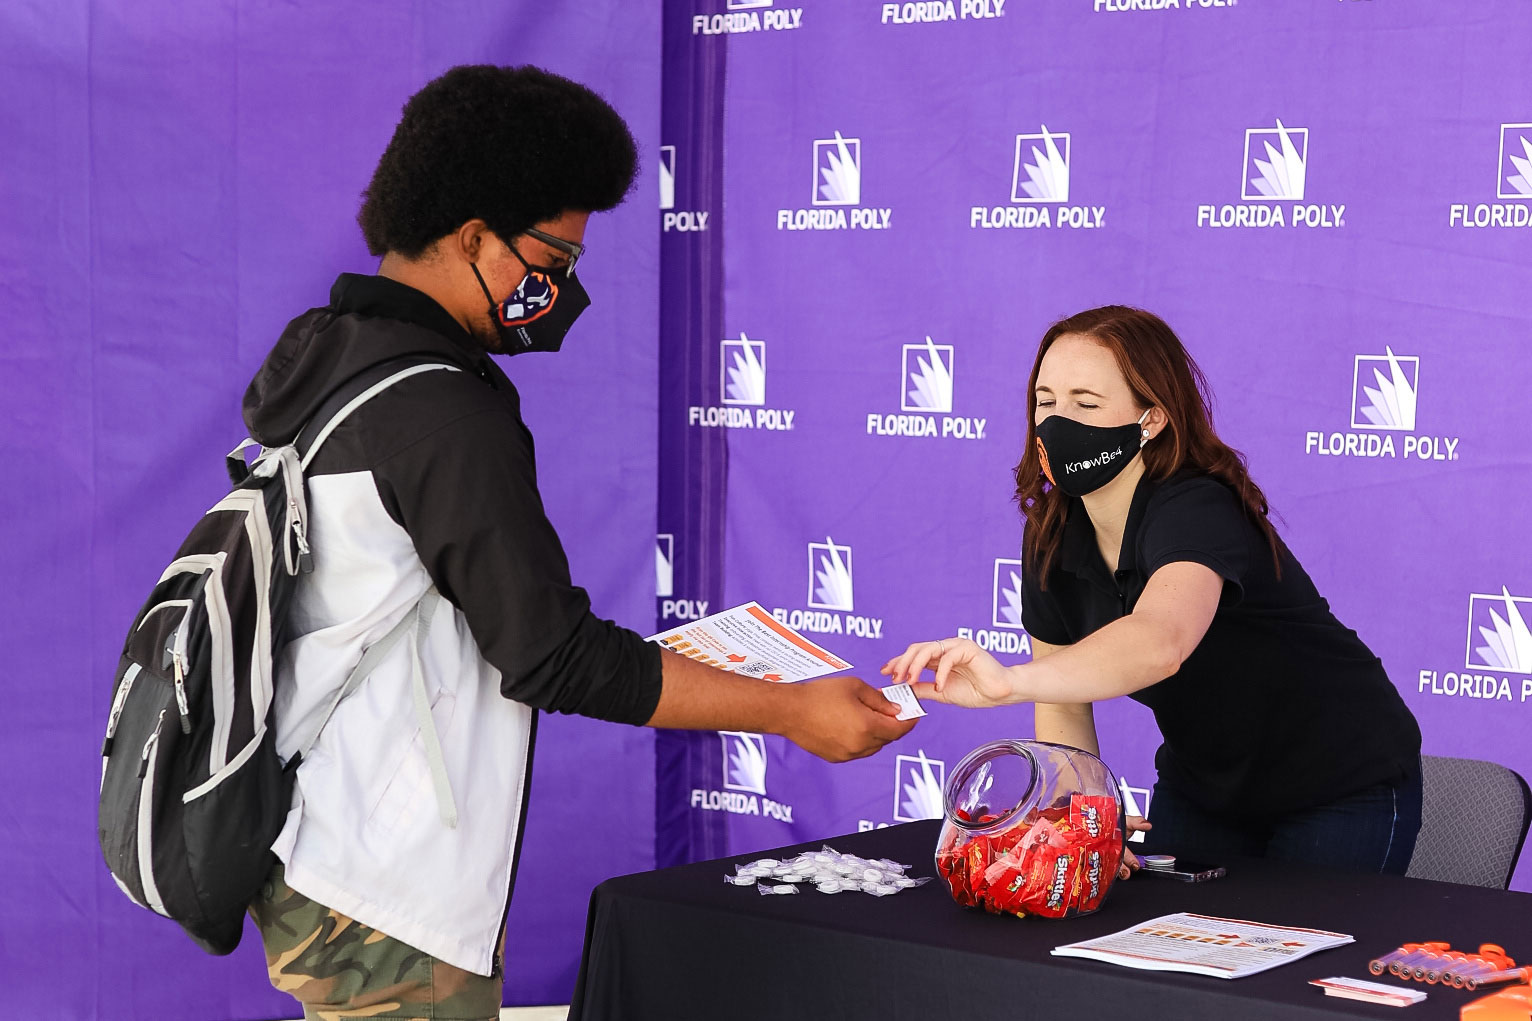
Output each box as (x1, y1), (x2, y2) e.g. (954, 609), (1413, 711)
(814, 132), (861, 206)
(992, 558), (1025, 629)
(721, 732), (768, 794)
(1012, 126), (1070, 203)
(1118, 778), (1151, 844)
(895, 751), (946, 823)
(1243, 120), (1308, 201)
(1351, 348), (1418, 431)
(658, 145), (676, 211)
(902, 338), (954, 413)
(1468, 589), (1532, 675)
(808, 538), (854, 612)
(722, 334), (766, 406)
(1499, 124), (1532, 199)
(656, 534), (674, 598)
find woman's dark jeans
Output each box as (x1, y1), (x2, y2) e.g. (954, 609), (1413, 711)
(1137, 765), (1423, 875)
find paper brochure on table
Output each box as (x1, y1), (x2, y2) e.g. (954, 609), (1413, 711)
(1051, 912), (1353, 980)
(647, 602), (851, 682)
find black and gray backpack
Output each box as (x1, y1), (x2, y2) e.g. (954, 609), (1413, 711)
(97, 358), (457, 954)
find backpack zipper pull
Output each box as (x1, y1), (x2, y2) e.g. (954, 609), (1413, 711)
(102, 666), (143, 757)
(139, 710), (166, 778)
(289, 498), (314, 574)
(172, 654), (192, 735)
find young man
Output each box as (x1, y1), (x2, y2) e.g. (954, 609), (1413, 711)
(243, 65), (915, 1021)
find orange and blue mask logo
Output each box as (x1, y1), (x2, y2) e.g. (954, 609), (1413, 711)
(498, 272), (558, 328)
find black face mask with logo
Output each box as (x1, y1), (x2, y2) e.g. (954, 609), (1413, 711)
(471, 245), (590, 356)
(1035, 411), (1151, 497)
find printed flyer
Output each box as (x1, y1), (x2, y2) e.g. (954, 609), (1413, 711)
(1052, 912), (1353, 979)
(647, 601), (852, 682)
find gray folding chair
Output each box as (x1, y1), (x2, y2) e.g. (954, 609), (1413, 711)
(1405, 755), (1531, 889)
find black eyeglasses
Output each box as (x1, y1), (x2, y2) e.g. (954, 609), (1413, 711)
(521, 227), (585, 276)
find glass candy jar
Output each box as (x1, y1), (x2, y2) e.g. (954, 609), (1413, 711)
(935, 739), (1123, 919)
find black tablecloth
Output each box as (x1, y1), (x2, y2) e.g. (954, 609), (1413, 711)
(570, 820), (1532, 1021)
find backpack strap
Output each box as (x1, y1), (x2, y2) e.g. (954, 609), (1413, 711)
(407, 588), (457, 828)
(226, 438), (263, 485)
(290, 586), (457, 828)
(237, 358), (462, 576)
(296, 358), (463, 469)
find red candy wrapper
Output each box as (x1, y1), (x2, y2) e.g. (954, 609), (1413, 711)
(1019, 816), (1069, 851)
(985, 854), (1030, 916)
(1070, 793), (1117, 843)
(1020, 844), (1079, 919)
(937, 792), (1122, 919)
(1074, 845), (1110, 913)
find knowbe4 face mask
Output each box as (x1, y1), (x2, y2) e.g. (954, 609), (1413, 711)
(1035, 410), (1151, 496)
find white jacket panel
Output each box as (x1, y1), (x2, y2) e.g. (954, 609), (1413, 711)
(270, 470), (533, 975)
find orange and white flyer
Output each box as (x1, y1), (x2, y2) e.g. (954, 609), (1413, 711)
(1051, 912), (1354, 980)
(646, 601), (852, 683)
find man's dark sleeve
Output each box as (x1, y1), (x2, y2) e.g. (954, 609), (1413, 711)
(370, 399), (662, 725)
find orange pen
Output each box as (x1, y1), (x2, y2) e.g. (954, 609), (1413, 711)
(1427, 950), (1472, 984)
(1371, 943), (1423, 977)
(1465, 966), (1532, 993)
(1413, 943), (1454, 981)
(1394, 941), (1450, 979)
(1452, 946), (1515, 989)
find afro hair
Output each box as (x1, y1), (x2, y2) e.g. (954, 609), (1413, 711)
(358, 65), (638, 257)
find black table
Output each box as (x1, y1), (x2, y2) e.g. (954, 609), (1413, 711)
(570, 820), (1532, 1020)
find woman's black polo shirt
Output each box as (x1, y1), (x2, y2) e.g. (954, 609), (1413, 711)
(1021, 472), (1421, 819)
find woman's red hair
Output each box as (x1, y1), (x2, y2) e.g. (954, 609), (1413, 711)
(1016, 306), (1279, 585)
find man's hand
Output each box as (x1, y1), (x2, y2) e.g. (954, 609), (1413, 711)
(646, 652), (915, 759)
(781, 675), (917, 762)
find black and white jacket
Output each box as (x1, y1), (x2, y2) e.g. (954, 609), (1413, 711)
(243, 273), (662, 975)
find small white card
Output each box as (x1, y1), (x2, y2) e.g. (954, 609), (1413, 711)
(1310, 977), (1425, 1007)
(880, 682), (926, 721)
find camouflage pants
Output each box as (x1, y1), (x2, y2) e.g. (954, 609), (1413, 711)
(249, 862), (504, 1021)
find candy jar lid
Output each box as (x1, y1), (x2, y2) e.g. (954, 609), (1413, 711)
(943, 739), (1042, 836)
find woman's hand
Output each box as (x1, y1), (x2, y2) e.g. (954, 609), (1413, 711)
(880, 638), (1017, 708)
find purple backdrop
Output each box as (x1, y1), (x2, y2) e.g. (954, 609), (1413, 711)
(5, 0), (1532, 1018)
(0, 2), (659, 1016)
(654, 0), (1532, 898)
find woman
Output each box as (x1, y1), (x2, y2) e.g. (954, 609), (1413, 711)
(883, 306), (1422, 876)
